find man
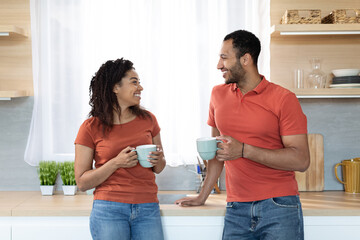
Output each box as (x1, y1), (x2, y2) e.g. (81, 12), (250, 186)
(175, 30), (310, 240)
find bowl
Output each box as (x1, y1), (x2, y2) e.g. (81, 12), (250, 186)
(332, 69), (360, 77)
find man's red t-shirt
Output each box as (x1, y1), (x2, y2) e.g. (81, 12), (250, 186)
(208, 76), (307, 202)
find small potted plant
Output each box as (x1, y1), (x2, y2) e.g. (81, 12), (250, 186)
(59, 161), (77, 195)
(38, 161), (58, 196)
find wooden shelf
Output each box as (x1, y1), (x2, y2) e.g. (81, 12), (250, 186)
(270, 1), (360, 99)
(0, 0), (33, 98)
(291, 88), (360, 98)
(270, 23), (360, 98)
(0, 25), (27, 37)
(271, 24), (360, 37)
(0, 90), (28, 99)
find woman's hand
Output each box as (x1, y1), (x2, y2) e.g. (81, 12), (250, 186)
(75, 144), (138, 191)
(151, 133), (166, 174)
(114, 146), (138, 168)
(148, 145), (165, 167)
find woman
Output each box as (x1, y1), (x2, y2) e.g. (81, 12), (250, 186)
(74, 58), (166, 240)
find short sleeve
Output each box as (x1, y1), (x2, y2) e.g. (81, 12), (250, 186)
(279, 93), (307, 136)
(207, 87), (216, 128)
(74, 120), (96, 149)
(150, 113), (161, 137)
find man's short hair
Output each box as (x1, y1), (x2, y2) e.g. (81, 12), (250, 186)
(224, 30), (261, 65)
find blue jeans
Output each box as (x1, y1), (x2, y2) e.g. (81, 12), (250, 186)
(90, 200), (164, 240)
(223, 195), (304, 240)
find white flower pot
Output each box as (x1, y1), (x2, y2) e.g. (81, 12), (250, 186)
(40, 185), (55, 196)
(62, 185), (77, 195)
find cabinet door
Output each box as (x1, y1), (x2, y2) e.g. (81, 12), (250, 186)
(304, 216), (360, 240)
(162, 216), (224, 240)
(11, 217), (91, 240)
(0, 225), (11, 240)
(0, 217), (11, 240)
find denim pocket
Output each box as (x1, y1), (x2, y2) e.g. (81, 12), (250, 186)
(139, 202), (161, 218)
(271, 195), (299, 208)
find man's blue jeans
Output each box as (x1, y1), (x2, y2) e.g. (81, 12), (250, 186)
(222, 195), (304, 240)
(90, 200), (164, 240)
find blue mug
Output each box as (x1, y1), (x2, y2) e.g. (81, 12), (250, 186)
(196, 137), (222, 160)
(132, 144), (156, 168)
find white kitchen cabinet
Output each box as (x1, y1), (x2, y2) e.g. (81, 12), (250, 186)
(162, 216), (224, 240)
(10, 217), (91, 240)
(0, 220), (11, 240)
(164, 216), (360, 240)
(304, 216), (360, 240)
(2, 215), (360, 239)
(1, 216), (223, 240)
(8, 216), (223, 240)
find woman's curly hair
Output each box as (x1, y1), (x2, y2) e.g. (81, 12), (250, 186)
(89, 58), (150, 134)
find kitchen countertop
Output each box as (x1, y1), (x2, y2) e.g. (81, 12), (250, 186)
(0, 191), (359, 217)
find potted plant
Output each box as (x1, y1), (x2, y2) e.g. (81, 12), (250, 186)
(38, 161), (58, 195)
(59, 161), (77, 195)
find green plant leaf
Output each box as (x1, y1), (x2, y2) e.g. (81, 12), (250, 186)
(38, 161), (58, 185)
(59, 161), (76, 186)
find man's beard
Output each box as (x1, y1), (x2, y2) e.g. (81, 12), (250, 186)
(225, 62), (245, 85)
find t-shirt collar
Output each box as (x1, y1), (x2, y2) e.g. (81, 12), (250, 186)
(252, 75), (268, 94)
(230, 83), (238, 91)
(230, 75), (269, 94)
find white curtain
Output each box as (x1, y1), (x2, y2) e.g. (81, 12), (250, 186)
(25, 0), (270, 166)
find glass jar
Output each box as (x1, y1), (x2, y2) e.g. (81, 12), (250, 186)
(306, 58), (326, 88)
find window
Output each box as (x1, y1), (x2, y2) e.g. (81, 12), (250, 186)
(25, 0), (270, 166)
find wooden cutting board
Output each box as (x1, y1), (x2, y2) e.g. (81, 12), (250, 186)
(295, 133), (324, 191)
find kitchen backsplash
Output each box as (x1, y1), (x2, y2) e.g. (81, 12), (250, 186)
(0, 97), (359, 191)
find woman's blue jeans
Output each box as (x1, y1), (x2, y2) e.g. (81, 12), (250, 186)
(222, 195), (304, 240)
(90, 200), (164, 240)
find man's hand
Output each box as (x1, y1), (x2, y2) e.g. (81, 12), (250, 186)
(216, 135), (244, 161)
(175, 196), (205, 207)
